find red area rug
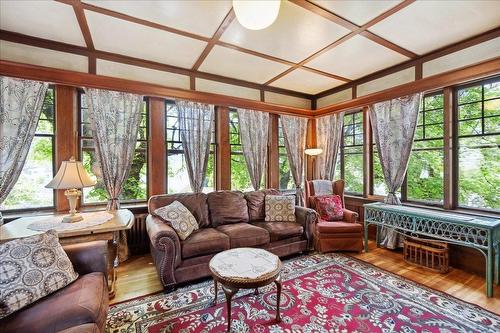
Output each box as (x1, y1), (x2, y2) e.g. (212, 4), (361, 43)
(107, 254), (499, 332)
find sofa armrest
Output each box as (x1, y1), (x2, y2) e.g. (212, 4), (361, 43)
(63, 241), (108, 280)
(343, 209), (359, 223)
(146, 215), (182, 288)
(295, 206), (318, 250)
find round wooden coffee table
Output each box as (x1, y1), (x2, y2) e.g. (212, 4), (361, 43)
(209, 248), (283, 332)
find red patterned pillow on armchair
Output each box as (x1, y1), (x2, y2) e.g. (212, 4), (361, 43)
(315, 195), (344, 221)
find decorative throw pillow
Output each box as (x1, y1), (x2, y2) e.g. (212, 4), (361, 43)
(154, 200), (199, 240)
(0, 230), (78, 319)
(315, 195), (344, 221)
(265, 195), (296, 222)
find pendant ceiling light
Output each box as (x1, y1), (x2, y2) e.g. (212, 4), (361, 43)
(233, 0), (281, 30)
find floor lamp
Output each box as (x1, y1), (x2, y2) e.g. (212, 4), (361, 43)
(305, 148), (323, 180)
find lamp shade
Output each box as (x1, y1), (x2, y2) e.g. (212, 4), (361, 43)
(304, 148), (323, 156)
(233, 0), (281, 30)
(46, 157), (95, 189)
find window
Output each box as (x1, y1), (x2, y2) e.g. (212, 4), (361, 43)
(1, 87), (55, 210)
(457, 79), (499, 210)
(165, 102), (215, 193)
(406, 93), (444, 203)
(229, 110), (252, 191)
(341, 111), (364, 194)
(79, 92), (148, 204)
(278, 117), (294, 190)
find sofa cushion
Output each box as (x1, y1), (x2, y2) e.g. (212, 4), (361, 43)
(265, 195), (296, 222)
(317, 221), (363, 234)
(149, 193), (210, 228)
(216, 223), (270, 248)
(181, 228), (230, 259)
(207, 191), (249, 227)
(315, 195), (344, 221)
(0, 230), (79, 319)
(245, 189), (280, 221)
(0, 272), (108, 333)
(252, 221), (304, 242)
(154, 201), (199, 240)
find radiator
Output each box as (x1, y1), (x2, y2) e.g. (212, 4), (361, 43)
(127, 213), (150, 255)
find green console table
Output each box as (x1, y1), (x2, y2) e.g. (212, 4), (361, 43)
(363, 202), (500, 297)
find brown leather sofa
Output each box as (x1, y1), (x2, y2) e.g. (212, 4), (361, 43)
(0, 241), (109, 333)
(305, 180), (363, 253)
(146, 190), (317, 290)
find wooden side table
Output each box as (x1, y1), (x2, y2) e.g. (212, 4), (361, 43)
(209, 248), (283, 332)
(0, 209), (134, 298)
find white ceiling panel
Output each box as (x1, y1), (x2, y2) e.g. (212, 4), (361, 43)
(220, 1), (350, 63)
(311, 0), (401, 26)
(83, 0), (232, 38)
(85, 10), (207, 68)
(199, 46), (290, 84)
(369, 1), (500, 55)
(270, 69), (344, 95)
(0, 0), (85, 46)
(306, 35), (408, 79)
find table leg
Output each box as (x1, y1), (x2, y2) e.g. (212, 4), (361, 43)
(274, 276), (282, 323)
(364, 222), (369, 253)
(223, 285), (238, 332)
(107, 232), (119, 298)
(486, 234), (493, 297)
(495, 243), (499, 286)
(213, 279), (218, 305)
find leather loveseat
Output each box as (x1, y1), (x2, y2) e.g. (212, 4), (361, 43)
(146, 189), (317, 290)
(0, 241), (109, 333)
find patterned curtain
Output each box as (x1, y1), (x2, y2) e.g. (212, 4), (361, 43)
(237, 108), (269, 190)
(0, 77), (48, 225)
(85, 88), (143, 262)
(281, 115), (308, 206)
(316, 112), (344, 180)
(369, 93), (421, 249)
(176, 100), (214, 193)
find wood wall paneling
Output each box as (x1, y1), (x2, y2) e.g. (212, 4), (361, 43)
(148, 97), (167, 196)
(216, 106), (231, 190)
(54, 85), (77, 212)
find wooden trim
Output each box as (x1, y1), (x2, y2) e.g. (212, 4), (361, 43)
(191, 8), (235, 71)
(267, 114), (279, 189)
(442, 87), (454, 209)
(148, 97), (166, 195)
(315, 57), (500, 116)
(0, 30), (312, 100)
(415, 61), (423, 80)
(316, 27), (500, 98)
(0, 60), (315, 117)
(362, 107), (371, 197)
(216, 106), (231, 190)
(306, 119), (317, 181)
(54, 85), (77, 212)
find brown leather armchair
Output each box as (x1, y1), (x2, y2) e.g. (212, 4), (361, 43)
(305, 180), (364, 253)
(0, 241), (109, 333)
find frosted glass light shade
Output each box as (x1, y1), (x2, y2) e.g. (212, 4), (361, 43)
(46, 157), (95, 189)
(305, 148), (323, 156)
(233, 0), (281, 30)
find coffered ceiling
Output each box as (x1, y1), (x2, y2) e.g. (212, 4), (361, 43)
(0, 0), (499, 95)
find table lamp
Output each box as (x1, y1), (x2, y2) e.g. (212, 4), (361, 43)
(46, 157), (96, 223)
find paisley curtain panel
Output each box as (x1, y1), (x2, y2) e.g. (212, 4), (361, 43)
(0, 76), (48, 225)
(85, 88), (143, 261)
(281, 115), (308, 206)
(176, 100), (214, 193)
(316, 112), (344, 180)
(237, 108), (269, 190)
(369, 93), (421, 249)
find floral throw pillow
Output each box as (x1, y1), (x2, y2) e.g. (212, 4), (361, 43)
(155, 201), (199, 240)
(265, 195), (296, 222)
(315, 195), (344, 221)
(0, 230), (78, 319)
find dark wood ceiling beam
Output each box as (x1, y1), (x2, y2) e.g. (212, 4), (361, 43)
(315, 27), (500, 98)
(0, 29), (313, 99)
(66, 0), (96, 73)
(192, 8), (235, 71)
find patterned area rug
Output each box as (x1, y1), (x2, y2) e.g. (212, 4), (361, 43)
(107, 254), (499, 333)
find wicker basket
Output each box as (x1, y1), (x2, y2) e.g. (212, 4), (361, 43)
(403, 237), (449, 273)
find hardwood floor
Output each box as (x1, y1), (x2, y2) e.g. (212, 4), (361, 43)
(112, 241), (499, 314)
